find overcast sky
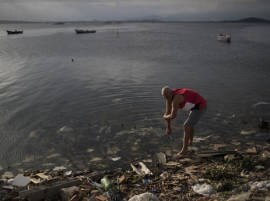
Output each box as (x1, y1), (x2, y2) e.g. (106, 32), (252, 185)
(0, 0), (270, 21)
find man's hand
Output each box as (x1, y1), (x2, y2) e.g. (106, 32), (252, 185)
(163, 114), (171, 120)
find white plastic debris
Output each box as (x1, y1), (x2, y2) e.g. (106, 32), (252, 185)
(53, 166), (67, 171)
(128, 192), (159, 201)
(110, 157), (121, 161)
(192, 183), (214, 196)
(255, 165), (264, 170)
(58, 126), (73, 133)
(12, 174), (31, 187)
(240, 130), (256, 135)
(249, 180), (270, 190)
(193, 135), (211, 143)
(131, 162), (153, 176)
(64, 171), (73, 176)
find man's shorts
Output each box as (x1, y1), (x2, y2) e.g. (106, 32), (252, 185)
(184, 108), (206, 128)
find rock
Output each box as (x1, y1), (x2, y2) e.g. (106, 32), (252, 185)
(154, 152), (166, 165)
(128, 192), (159, 201)
(192, 183), (214, 196)
(12, 174), (31, 187)
(60, 186), (79, 201)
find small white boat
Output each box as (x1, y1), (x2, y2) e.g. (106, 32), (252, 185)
(217, 33), (231, 43)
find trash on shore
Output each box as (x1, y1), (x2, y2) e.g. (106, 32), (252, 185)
(130, 162), (152, 176)
(128, 192), (159, 201)
(0, 136), (270, 201)
(192, 183), (214, 196)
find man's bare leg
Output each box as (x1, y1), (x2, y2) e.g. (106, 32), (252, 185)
(189, 127), (194, 145)
(177, 126), (192, 156)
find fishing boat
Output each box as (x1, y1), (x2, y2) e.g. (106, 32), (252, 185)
(75, 29), (96, 34)
(6, 30), (23, 35)
(217, 33), (231, 43)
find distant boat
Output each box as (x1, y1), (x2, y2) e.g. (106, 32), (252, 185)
(6, 30), (23, 35)
(75, 29), (96, 34)
(217, 33), (231, 43)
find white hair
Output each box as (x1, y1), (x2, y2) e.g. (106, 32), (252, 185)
(161, 86), (170, 96)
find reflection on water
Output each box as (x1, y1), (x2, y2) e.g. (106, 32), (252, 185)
(0, 22), (270, 172)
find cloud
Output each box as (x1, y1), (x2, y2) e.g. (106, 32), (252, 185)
(0, 0), (269, 21)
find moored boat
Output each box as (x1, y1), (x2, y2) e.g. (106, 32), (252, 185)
(217, 33), (231, 43)
(6, 30), (23, 35)
(75, 29), (96, 34)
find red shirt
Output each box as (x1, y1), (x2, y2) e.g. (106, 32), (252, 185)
(172, 88), (207, 111)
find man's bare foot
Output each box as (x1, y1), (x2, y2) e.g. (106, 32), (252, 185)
(175, 150), (187, 159)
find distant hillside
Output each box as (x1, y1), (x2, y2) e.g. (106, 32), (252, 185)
(223, 17), (270, 23)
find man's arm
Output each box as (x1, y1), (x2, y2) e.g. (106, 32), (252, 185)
(163, 94), (183, 120)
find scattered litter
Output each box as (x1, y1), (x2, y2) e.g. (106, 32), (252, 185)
(245, 147), (257, 154)
(90, 157), (103, 162)
(130, 162), (152, 176)
(193, 135), (211, 143)
(64, 171), (73, 176)
(30, 178), (41, 184)
(240, 129), (256, 135)
(87, 148), (95, 153)
(160, 171), (169, 180)
(249, 180), (270, 190)
(100, 176), (112, 191)
(2, 185), (14, 190)
(12, 174), (30, 187)
(36, 173), (50, 180)
(53, 166), (67, 171)
(58, 126), (73, 133)
(128, 192), (159, 201)
(192, 183), (214, 196)
(46, 153), (61, 159)
(227, 192), (251, 201)
(255, 165), (264, 170)
(1, 171), (14, 179)
(110, 157), (121, 161)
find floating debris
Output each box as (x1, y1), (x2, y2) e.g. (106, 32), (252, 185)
(58, 126), (73, 133)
